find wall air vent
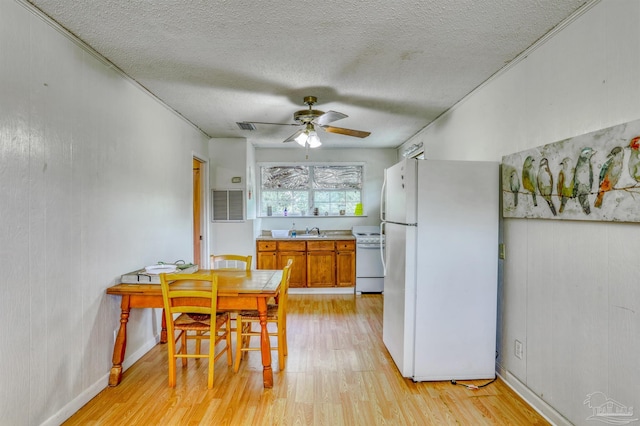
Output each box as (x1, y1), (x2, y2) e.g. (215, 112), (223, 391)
(236, 122), (256, 131)
(211, 189), (244, 222)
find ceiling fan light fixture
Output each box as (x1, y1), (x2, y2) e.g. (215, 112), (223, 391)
(294, 123), (321, 148)
(295, 131), (308, 147)
(307, 131), (321, 148)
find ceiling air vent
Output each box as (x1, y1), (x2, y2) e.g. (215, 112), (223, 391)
(211, 189), (244, 222)
(236, 122), (256, 131)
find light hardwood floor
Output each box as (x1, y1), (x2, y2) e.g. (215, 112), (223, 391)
(65, 294), (548, 425)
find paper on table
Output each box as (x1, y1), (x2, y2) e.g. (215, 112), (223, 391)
(144, 264), (177, 274)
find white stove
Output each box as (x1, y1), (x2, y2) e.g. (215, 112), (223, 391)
(352, 225), (385, 293)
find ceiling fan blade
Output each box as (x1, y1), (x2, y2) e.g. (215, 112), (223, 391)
(283, 129), (304, 143)
(313, 110), (347, 126)
(318, 125), (371, 138)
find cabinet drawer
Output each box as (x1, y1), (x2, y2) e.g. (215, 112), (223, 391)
(257, 241), (277, 251)
(277, 240), (306, 251)
(336, 240), (355, 251)
(307, 240), (335, 251)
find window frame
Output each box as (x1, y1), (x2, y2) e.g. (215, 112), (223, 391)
(257, 162), (365, 217)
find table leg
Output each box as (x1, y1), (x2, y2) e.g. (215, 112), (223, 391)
(258, 296), (274, 388)
(109, 295), (131, 386)
(160, 308), (167, 343)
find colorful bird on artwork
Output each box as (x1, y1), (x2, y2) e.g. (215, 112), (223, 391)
(509, 169), (520, 206)
(537, 158), (556, 216)
(628, 136), (640, 183)
(594, 146), (624, 208)
(522, 156), (537, 206)
(573, 147), (595, 215)
(557, 157), (574, 214)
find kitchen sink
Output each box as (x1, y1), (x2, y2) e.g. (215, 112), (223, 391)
(295, 234), (326, 238)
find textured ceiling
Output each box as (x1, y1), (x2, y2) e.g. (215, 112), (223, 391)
(26, 0), (588, 149)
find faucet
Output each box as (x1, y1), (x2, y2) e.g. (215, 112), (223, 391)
(309, 227), (321, 235)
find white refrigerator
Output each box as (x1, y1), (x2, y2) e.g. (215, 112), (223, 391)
(381, 157), (499, 381)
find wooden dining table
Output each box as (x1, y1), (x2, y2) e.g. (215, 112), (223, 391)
(106, 269), (282, 388)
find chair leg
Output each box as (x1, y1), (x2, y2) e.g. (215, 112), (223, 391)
(277, 324), (285, 371)
(225, 316), (233, 366)
(234, 316), (244, 372)
(283, 330), (288, 356)
(195, 331), (202, 355)
(181, 331), (188, 367)
(282, 317), (288, 357)
(242, 322), (252, 351)
(207, 344), (215, 389)
(167, 337), (177, 387)
(243, 323), (254, 361)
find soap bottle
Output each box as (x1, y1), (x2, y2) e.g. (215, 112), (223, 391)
(284, 207), (288, 216)
(291, 223), (296, 238)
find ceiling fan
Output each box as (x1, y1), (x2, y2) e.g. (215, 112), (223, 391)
(239, 96), (371, 148)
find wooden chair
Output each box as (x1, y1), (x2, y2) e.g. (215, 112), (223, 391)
(210, 254), (252, 271)
(210, 254), (253, 352)
(234, 259), (293, 372)
(159, 271), (232, 388)
(209, 256), (253, 320)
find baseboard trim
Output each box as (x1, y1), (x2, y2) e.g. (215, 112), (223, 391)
(41, 335), (160, 426)
(496, 365), (572, 426)
(289, 287), (356, 295)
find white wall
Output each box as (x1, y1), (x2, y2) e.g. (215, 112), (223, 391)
(400, 1), (638, 424)
(0, 2), (209, 424)
(208, 138), (256, 265)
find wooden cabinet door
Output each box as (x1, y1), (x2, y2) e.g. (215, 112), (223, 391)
(307, 240), (336, 288)
(256, 241), (277, 269)
(257, 251), (277, 269)
(336, 241), (356, 287)
(278, 251), (306, 288)
(307, 251), (336, 287)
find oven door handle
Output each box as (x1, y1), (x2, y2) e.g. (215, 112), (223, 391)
(357, 244), (383, 249)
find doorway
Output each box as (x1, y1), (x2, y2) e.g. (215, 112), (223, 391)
(192, 157), (205, 266)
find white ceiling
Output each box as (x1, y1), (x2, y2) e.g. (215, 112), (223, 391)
(26, 0), (588, 149)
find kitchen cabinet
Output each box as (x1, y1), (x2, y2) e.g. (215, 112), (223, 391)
(276, 240), (306, 288)
(256, 241), (277, 269)
(306, 240), (336, 287)
(256, 238), (356, 288)
(335, 240), (356, 287)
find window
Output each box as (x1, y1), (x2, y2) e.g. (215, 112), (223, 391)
(259, 163), (363, 216)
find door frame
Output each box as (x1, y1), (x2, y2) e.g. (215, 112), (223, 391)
(192, 153), (210, 268)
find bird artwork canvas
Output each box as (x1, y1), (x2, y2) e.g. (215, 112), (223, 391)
(502, 118), (640, 222)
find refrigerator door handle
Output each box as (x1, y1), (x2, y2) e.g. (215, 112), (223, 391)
(380, 222), (387, 276)
(380, 169), (387, 223)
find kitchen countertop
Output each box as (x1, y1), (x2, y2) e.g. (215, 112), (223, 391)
(257, 230), (355, 241)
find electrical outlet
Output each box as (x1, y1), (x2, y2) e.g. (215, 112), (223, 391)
(113, 329), (118, 343)
(514, 339), (523, 360)
(499, 243), (505, 260)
